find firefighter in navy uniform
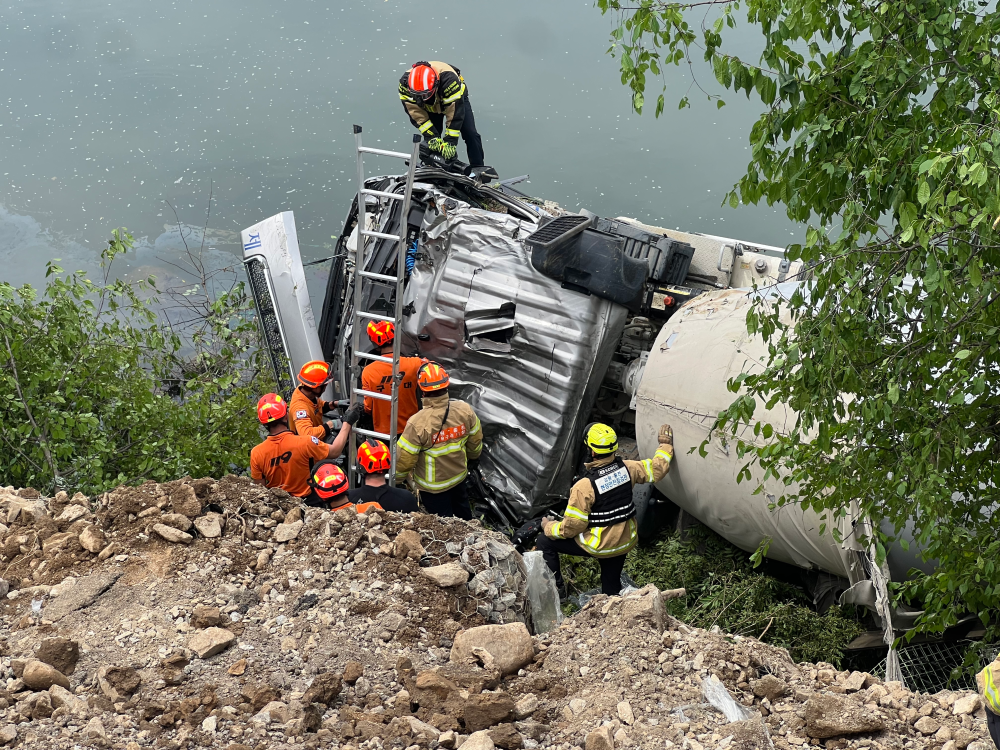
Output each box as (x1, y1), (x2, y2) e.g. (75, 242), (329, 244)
(398, 61), (485, 167)
(537, 423), (674, 597)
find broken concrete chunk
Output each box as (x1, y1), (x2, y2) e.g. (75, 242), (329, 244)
(619, 583), (665, 631)
(274, 520), (303, 543)
(751, 674), (788, 702)
(159, 512), (193, 532)
(56, 504), (91, 525)
(617, 699), (635, 725)
(461, 730), (496, 750)
(97, 665), (141, 701)
(953, 693), (981, 716)
(842, 671), (868, 692)
(0, 725), (16, 746)
(514, 693), (539, 720)
(153, 523), (193, 544)
(463, 693), (515, 732)
(34, 637), (80, 675)
(585, 725), (614, 750)
(343, 660), (364, 684)
(394, 529), (425, 560)
(22, 659), (70, 691)
(49, 684), (88, 715)
(194, 512), (223, 538)
(804, 694), (887, 738)
(422, 562), (469, 587)
(915, 716), (941, 735)
(190, 605), (222, 629)
(451, 623), (534, 676)
(78, 525), (106, 554)
(170, 484), (202, 518)
(302, 672), (342, 706)
(188, 627), (236, 659)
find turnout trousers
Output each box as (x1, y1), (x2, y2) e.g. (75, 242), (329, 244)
(420, 479), (473, 520)
(536, 534), (627, 597)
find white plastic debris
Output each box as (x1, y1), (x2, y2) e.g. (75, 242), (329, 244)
(524, 550), (563, 633)
(702, 674), (756, 723)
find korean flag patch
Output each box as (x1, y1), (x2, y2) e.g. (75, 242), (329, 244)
(295, 409), (308, 419)
(310, 436), (320, 445)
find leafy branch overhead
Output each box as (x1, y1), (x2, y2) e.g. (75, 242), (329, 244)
(601, 0), (1000, 637)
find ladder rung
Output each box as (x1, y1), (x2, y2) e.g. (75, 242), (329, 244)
(355, 351), (394, 364)
(355, 428), (394, 441)
(361, 188), (405, 201)
(359, 270), (399, 283)
(355, 388), (392, 402)
(358, 146), (411, 159)
(360, 229), (405, 241)
(355, 310), (397, 323)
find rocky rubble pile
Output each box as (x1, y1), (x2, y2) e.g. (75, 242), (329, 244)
(0, 478), (995, 750)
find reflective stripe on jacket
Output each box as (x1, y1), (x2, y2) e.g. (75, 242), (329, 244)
(544, 444), (673, 557)
(978, 656), (1000, 715)
(398, 61), (466, 142)
(394, 393), (482, 492)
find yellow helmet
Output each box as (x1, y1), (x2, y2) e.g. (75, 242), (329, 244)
(584, 422), (618, 455)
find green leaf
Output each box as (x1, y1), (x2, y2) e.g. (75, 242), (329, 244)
(917, 181), (930, 205)
(956, 349), (972, 360)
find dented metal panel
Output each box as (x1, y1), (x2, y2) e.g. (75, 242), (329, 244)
(400, 193), (627, 516)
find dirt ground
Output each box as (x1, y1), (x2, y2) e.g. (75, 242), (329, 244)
(0, 478), (994, 750)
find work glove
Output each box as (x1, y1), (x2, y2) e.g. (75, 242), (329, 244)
(439, 141), (457, 160)
(427, 137), (445, 154)
(343, 403), (363, 426)
(658, 424), (673, 448)
(468, 458), (480, 473)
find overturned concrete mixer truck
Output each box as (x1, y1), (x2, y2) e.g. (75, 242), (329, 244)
(241, 158), (933, 633)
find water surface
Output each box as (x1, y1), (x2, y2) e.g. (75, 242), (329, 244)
(1, 0), (796, 296)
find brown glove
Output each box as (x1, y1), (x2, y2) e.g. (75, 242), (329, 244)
(658, 424), (673, 448)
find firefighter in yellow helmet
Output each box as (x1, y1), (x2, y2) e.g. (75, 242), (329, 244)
(537, 422), (674, 597)
(394, 363), (482, 519)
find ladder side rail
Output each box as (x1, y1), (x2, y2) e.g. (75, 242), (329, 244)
(349, 124), (368, 487)
(387, 135), (422, 487)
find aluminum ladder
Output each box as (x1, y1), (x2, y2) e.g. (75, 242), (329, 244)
(348, 126), (422, 487)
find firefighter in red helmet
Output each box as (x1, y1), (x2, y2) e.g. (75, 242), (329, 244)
(399, 61), (485, 167)
(250, 393), (353, 504)
(289, 360), (362, 440)
(349, 440), (418, 512)
(360, 320), (424, 438)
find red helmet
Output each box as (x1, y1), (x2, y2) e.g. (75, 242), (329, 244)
(417, 362), (450, 392)
(298, 360), (332, 389)
(406, 62), (438, 102)
(309, 460), (349, 503)
(357, 440), (391, 474)
(256, 393), (288, 425)
(367, 320), (395, 348)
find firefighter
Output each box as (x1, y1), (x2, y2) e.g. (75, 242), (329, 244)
(399, 60), (485, 167)
(537, 422), (674, 597)
(350, 440), (419, 512)
(395, 363), (482, 519)
(976, 653), (1000, 747)
(361, 321), (423, 438)
(250, 393), (361, 504)
(289, 360), (338, 440)
(309, 460), (390, 515)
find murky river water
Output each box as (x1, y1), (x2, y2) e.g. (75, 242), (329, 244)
(1, 0), (796, 298)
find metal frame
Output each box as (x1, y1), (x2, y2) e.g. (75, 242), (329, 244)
(348, 126), (421, 487)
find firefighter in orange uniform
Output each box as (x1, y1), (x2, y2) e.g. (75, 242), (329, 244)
(289, 360), (354, 440)
(361, 321), (423, 437)
(308, 461), (386, 515)
(250, 393), (355, 505)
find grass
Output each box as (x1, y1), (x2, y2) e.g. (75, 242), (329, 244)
(558, 524), (864, 667)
